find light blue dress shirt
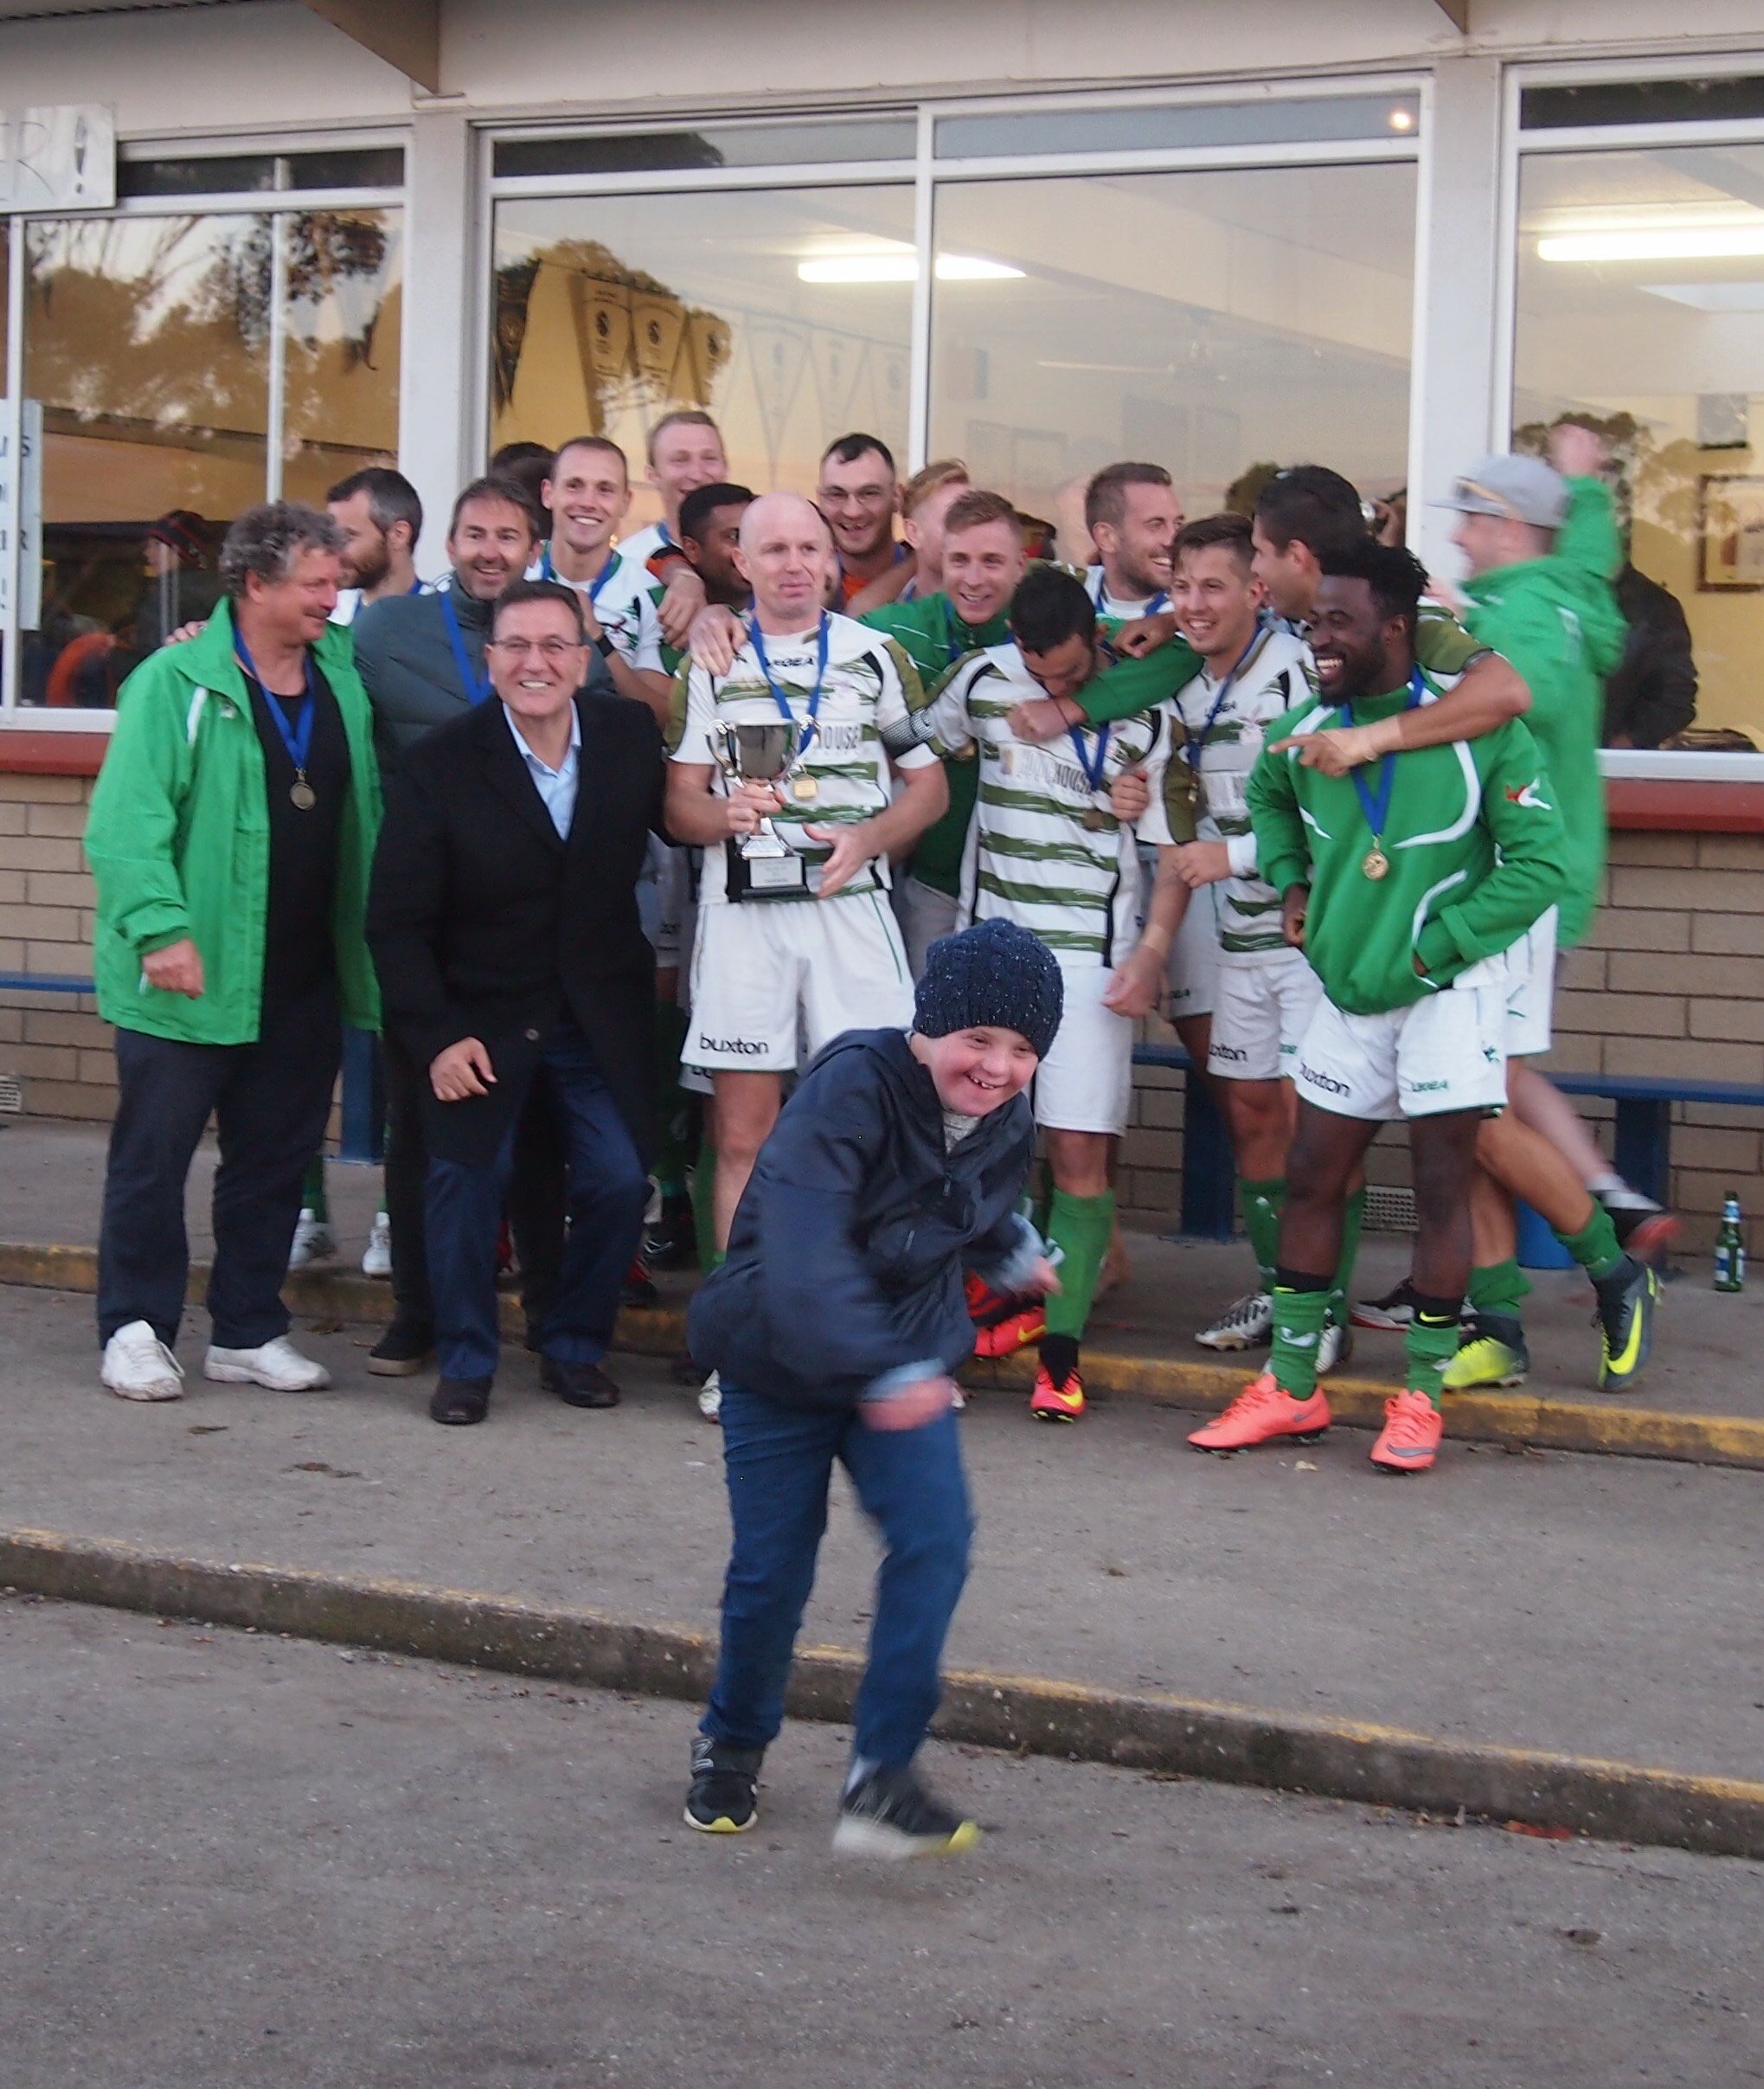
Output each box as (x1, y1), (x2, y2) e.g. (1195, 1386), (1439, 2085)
(504, 701), (581, 838)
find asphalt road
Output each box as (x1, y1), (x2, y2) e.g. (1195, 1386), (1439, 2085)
(3, 1594), (1758, 2089)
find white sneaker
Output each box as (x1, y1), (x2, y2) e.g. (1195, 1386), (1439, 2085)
(1196, 1291), (1273, 1351)
(698, 1369), (722, 1423)
(360, 1210), (393, 1279)
(101, 1320), (185, 1402)
(1317, 1319), (1354, 1375)
(288, 1210), (336, 1269)
(204, 1336), (332, 1392)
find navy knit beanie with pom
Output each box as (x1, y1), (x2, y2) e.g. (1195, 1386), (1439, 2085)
(913, 918), (1063, 1061)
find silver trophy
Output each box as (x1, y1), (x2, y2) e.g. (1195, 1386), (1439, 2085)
(710, 720), (820, 897)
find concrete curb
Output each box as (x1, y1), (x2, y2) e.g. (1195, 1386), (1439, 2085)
(4, 1525), (1761, 1862)
(7, 1241), (1761, 1472)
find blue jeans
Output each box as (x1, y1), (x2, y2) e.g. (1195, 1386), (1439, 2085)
(424, 1023), (648, 1381)
(702, 1384), (973, 1771)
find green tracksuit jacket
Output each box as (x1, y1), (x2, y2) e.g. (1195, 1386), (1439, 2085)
(864, 592), (1011, 898)
(1459, 477), (1626, 948)
(1247, 673), (1567, 1017)
(85, 599), (382, 1044)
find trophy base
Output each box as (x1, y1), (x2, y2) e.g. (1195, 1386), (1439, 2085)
(724, 839), (828, 903)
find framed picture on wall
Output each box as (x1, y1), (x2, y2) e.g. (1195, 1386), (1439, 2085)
(1698, 475), (1764, 591)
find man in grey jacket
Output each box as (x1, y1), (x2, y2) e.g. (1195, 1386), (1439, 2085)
(352, 476), (616, 1375)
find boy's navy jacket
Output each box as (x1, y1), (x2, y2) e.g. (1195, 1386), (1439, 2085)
(689, 1027), (1038, 1412)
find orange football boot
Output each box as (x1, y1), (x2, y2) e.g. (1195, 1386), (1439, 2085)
(1369, 1389), (1444, 1473)
(1029, 1365), (1085, 1423)
(1187, 1372), (1331, 1452)
(972, 1305), (1047, 1359)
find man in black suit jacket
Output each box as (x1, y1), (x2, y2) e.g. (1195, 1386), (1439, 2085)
(369, 579), (662, 1425)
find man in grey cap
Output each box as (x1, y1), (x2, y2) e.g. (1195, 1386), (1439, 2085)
(1426, 429), (1663, 1399)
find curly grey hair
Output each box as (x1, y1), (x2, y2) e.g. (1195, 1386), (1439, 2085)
(219, 501), (346, 599)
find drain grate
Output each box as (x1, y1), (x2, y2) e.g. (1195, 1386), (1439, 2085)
(1364, 1185), (1415, 1233)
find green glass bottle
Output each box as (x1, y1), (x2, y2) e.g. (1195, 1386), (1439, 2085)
(1714, 1193), (1746, 1294)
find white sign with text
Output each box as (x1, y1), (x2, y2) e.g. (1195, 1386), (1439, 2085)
(0, 106), (114, 213)
(0, 402), (46, 629)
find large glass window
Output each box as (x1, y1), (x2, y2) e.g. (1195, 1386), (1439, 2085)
(491, 184), (915, 519)
(1514, 141), (1764, 749)
(0, 145), (403, 716)
(928, 163), (1416, 541)
(10, 200), (401, 710)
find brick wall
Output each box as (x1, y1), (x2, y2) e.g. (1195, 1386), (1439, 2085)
(0, 775), (112, 1122)
(1, 771), (1758, 1257)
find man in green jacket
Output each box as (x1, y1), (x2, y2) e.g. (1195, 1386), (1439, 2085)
(1434, 443), (1661, 1394)
(86, 503), (382, 1404)
(1196, 541), (1567, 1475)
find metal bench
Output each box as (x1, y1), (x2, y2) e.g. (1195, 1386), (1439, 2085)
(1130, 1041), (1764, 1242)
(0, 972), (383, 1162)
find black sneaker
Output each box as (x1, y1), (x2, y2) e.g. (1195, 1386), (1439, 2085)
(1594, 1258), (1659, 1394)
(645, 1192), (696, 1271)
(684, 1736), (761, 1834)
(368, 1315), (436, 1377)
(1598, 1186), (1679, 1265)
(1350, 1278), (1423, 1332)
(540, 1357), (621, 1409)
(832, 1766), (981, 1860)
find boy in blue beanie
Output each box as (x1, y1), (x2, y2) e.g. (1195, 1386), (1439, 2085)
(685, 918), (1063, 1855)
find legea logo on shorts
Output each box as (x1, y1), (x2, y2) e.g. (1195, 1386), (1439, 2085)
(1299, 1064), (1350, 1096)
(1209, 1042), (1248, 1064)
(698, 1036), (767, 1056)
(1406, 1078), (1450, 1093)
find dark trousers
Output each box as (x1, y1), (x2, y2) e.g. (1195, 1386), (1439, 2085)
(702, 1385), (973, 1771)
(97, 978), (342, 1351)
(424, 1023), (648, 1381)
(382, 1031), (567, 1332)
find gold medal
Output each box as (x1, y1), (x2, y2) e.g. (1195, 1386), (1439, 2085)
(1362, 845), (1389, 881)
(792, 774), (819, 804)
(1082, 807), (1109, 832)
(290, 778), (317, 812)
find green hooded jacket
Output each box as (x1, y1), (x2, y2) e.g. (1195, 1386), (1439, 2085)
(1459, 476), (1626, 948)
(1248, 670), (1567, 1018)
(85, 598), (382, 1044)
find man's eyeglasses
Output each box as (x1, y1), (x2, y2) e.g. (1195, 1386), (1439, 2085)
(488, 637), (586, 660)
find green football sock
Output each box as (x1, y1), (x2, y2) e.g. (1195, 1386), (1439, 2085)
(300, 1155), (328, 1220)
(1406, 1311), (1462, 1411)
(690, 1146), (722, 1276)
(1042, 1188), (1115, 1342)
(1328, 1186), (1365, 1325)
(1241, 1177), (1285, 1289)
(1469, 1257), (1530, 1320)
(1268, 1281), (1331, 1402)
(1557, 1203), (1626, 1283)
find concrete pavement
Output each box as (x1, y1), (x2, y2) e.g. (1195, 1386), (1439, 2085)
(2, 1284), (1759, 1798)
(5, 1594), (1759, 2089)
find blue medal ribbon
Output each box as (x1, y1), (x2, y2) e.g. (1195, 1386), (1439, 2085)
(439, 589), (494, 707)
(749, 611), (831, 762)
(539, 543), (622, 607)
(1181, 627), (1264, 779)
(1093, 569), (1168, 620)
(234, 630), (317, 779)
(1337, 667), (1427, 845)
(1067, 717), (1113, 811)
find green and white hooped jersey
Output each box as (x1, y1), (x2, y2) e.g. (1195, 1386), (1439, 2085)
(920, 643), (1184, 966)
(672, 612), (933, 906)
(1172, 625), (1318, 964)
(1084, 564), (1168, 622)
(527, 546), (665, 675)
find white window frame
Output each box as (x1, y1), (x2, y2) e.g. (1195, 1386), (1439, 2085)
(479, 73), (1429, 498)
(1496, 48), (1764, 782)
(0, 127), (407, 729)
